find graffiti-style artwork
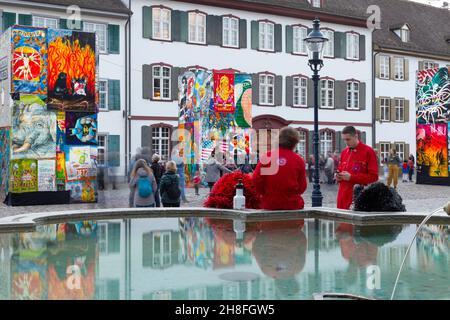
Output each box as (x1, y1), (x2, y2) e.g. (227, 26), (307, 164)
(228, 128), (251, 156)
(179, 71), (196, 124)
(64, 146), (97, 182)
(47, 29), (96, 111)
(417, 124), (448, 178)
(194, 70), (213, 114)
(180, 218), (214, 269)
(234, 74), (252, 128)
(214, 71), (235, 113)
(0, 129), (10, 198)
(11, 95), (56, 160)
(448, 122), (450, 172)
(56, 111), (66, 152)
(202, 103), (236, 140)
(66, 179), (97, 203)
(38, 159), (56, 192)
(213, 228), (235, 270)
(56, 152), (66, 191)
(65, 112), (97, 145)
(0, 29), (12, 128)
(11, 27), (47, 96)
(416, 67), (450, 124)
(10, 159), (38, 193)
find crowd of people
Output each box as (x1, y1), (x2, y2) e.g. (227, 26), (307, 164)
(381, 150), (415, 190)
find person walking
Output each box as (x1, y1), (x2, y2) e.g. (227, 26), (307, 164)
(129, 159), (158, 208)
(193, 170), (201, 196)
(172, 150), (188, 203)
(150, 154), (165, 207)
(324, 152), (335, 184)
(408, 154), (415, 182)
(205, 151), (232, 192)
(402, 160), (409, 183)
(336, 126), (378, 210)
(252, 127), (307, 210)
(386, 148), (401, 190)
(307, 154), (314, 183)
(159, 161), (181, 207)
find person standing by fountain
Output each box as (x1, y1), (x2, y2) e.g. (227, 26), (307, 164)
(336, 126), (378, 210)
(386, 148), (401, 190)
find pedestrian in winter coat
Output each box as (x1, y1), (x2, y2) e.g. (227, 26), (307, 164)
(129, 159), (158, 208)
(325, 153), (335, 184)
(205, 154), (232, 192)
(253, 127), (308, 210)
(172, 151), (188, 203)
(387, 149), (402, 189)
(150, 154), (165, 207)
(160, 161), (181, 207)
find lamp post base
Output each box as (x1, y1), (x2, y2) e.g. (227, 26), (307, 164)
(311, 188), (323, 207)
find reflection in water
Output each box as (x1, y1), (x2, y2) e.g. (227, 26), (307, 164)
(0, 218), (448, 300)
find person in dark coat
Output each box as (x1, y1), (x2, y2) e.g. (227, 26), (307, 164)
(159, 161), (181, 207)
(150, 153), (165, 207)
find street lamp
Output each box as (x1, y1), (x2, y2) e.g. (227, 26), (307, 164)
(305, 18), (328, 207)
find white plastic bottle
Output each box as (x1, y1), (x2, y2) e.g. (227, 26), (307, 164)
(233, 179), (246, 210)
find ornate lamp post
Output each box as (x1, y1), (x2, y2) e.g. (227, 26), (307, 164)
(305, 19), (328, 207)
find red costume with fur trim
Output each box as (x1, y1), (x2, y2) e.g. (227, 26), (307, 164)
(253, 148), (307, 210)
(337, 142), (379, 209)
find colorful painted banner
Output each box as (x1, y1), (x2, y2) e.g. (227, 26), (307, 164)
(0, 129), (10, 197)
(56, 152), (66, 191)
(56, 111), (66, 152)
(65, 112), (97, 145)
(228, 127), (251, 156)
(38, 159), (56, 192)
(11, 95), (56, 160)
(448, 122), (450, 172)
(234, 74), (252, 128)
(10, 159), (38, 193)
(65, 179), (97, 203)
(416, 67), (450, 124)
(11, 26), (48, 97)
(47, 29), (96, 111)
(214, 71), (235, 113)
(417, 124), (448, 178)
(194, 70), (213, 114)
(179, 71), (197, 124)
(64, 146), (97, 182)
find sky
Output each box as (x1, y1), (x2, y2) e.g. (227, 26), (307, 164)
(409, 0), (448, 7)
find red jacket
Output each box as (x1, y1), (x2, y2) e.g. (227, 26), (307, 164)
(253, 148), (307, 210)
(337, 142), (379, 209)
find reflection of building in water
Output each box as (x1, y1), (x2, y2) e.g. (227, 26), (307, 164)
(0, 234), (12, 300)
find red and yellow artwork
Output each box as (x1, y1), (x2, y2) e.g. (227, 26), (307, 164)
(417, 124), (448, 177)
(214, 71), (235, 113)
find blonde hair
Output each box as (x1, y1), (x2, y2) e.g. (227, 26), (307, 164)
(131, 159), (153, 178)
(166, 160), (177, 172)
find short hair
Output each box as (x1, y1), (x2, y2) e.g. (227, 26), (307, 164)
(279, 127), (300, 150)
(152, 153), (160, 162)
(166, 160), (177, 172)
(342, 126), (357, 136)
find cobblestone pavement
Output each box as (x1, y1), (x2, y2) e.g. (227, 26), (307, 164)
(0, 178), (449, 219)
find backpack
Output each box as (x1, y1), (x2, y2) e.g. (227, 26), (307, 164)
(166, 178), (181, 199)
(137, 176), (153, 198)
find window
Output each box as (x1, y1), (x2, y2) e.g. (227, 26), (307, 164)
(293, 26), (307, 54)
(346, 81), (359, 110)
(400, 28), (410, 43)
(293, 77), (307, 107)
(188, 12), (206, 44)
(395, 143), (405, 162)
(346, 33), (359, 60)
(98, 222), (121, 254)
(98, 134), (107, 166)
(395, 98), (405, 122)
(152, 126), (170, 160)
(379, 55), (390, 79)
(320, 131), (333, 157)
(153, 231), (171, 268)
(259, 21), (274, 51)
(32, 16), (58, 29)
(394, 57), (404, 80)
(84, 22), (107, 53)
(259, 74), (274, 105)
(99, 80), (108, 110)
(321, 30), (334, 57)
(380, 98), (390, 121)
(296, 130), (307, 159)
(223, 17), (239, 48)
(311, 0), (321, 8)
(423, 61), (437, 70)
(320, 79), (334, 109)
(152, 7), (171, 40)
(380, 142), (390, 164)
(152, 65), (171, 100)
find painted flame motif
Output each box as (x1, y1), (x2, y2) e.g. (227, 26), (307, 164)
(48, 37), (96, 96)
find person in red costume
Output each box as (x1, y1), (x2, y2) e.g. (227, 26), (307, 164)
(253, 127), (307, 210)
(336, 126), (379, 209)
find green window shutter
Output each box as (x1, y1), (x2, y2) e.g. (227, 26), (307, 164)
(274, 24), (282, 53)
(285, 25), (293, 54)
(143, 6), (152, 38)
(2, 12), (16, 31)
(179, 11), (188, 42)
(361, 131), (367, 144)
(141, 126), (152, 154)
(108, 80), (120, 110)
(251, 21), (259, 50)
(334, 32), (346, 59)
(172, 10), (181, 41)
(335, 81), (346, 109)
(171, 67), (182, 101)
(206, 15), (222, 46)
(107, 135), (120, 167)
(390, 99), (396, 122)
(359, 82), (366, 110)
(18, 14), (32, 26)
(404, 99), (410, 122)
(335, 131), (342, 152)
(404, 59), (409, 81)
(108, 24), (120, 54)
(275, 75), (283, 106)
(142, 64), (153, 99)
(251, 73), (259, 105)
(359, 35), (366, 61)
(60, 19), (68, 29)
(239, 19), (247, 49)
(375, 55), (381, 78)
(286, 76), (293, 107)
(375, 98), (381, 121)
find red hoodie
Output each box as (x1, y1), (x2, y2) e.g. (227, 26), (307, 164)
(253, 148), (307, 210)
(337, 142), (379, 209)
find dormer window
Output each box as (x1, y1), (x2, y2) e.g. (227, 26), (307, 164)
(392, 24), (410, 43)
(309, 0), (322, 8)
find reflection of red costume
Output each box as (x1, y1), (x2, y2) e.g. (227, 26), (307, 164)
(337, 143), (378, 209)
(336, 223), (378, 267)
(253, 148), (307, 210)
